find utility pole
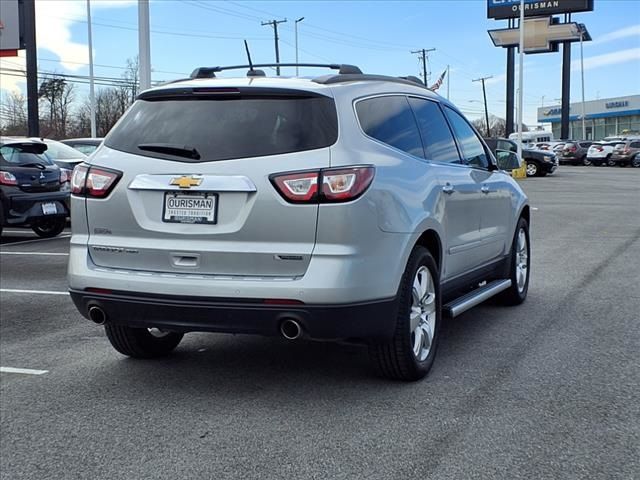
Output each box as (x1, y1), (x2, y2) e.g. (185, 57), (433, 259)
(411, 48), (436, 85)
(24, 0), (39, 137)
(295, 17), (304, 76)
(87, 0), (96, 138)
(138, 0), (151, 91)
(473, 76), (493, 137)
(262, 19), (287, 76)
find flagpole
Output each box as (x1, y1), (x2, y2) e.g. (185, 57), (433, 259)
(446, 65), (450, 100)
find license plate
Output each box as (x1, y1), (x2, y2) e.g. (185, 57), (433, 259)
(42, 202), (57, 215)
(163, 192), (218, 224)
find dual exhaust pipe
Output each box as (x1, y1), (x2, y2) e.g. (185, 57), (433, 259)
(88, 305), (303, 340)
(88, 306), (107, 325)
(280, 319), (303, 340)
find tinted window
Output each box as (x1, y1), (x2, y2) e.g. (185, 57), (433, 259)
(0, 145), (55, 167)
(72, 144), (99, 155)
(408, 98), (460, 163)
(356, 96), (424, 158)
(498, 139), (517, 152)
(630, 142), (640, 148)
(105, 94), (338, 162)
(443, 107), (489, 168)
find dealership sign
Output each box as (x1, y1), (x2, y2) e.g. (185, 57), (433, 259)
(0, 0), (23, 55)
(487, 0), (594, 19)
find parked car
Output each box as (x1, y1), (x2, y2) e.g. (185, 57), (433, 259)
(631, 152), (640, 168)
(68, 64), (530, 381)
(610, 140), (640, 167)
(0, 138), (70, 237)
(586, 142), (618, 166)
(559, 141), (593, 166)
(35, 138), (87, 171)
(61, 137), (103, 155)
(483, 138), (521, 171)
(485, 138), (557, 177)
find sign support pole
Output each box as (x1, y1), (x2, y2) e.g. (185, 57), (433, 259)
(24, 0), (39, 137)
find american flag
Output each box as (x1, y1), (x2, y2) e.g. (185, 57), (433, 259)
(428, 70), (447, 92)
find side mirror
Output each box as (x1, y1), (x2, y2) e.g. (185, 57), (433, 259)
(495, 150), (522, 170)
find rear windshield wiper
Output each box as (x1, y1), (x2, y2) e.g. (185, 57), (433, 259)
(19, 162), (47, 170)
(137, 143), (201, 160)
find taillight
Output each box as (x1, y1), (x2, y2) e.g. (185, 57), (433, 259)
(271, 166), (375, 204)
(60, 169), (71, 184)
(270, 171), (319, 203)
(0, 172), (18, 186)
(71, 165), (88, 194)
(71, 165), (121, 198)
(321, 166), (375, 202)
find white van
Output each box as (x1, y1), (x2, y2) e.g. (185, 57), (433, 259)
(508, 131), (555, 147)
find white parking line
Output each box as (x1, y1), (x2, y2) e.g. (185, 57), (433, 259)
(0, 252), (69, 256)
(0, 234), (71, 247)
(2, 230), (39, 234)
(0, 288), (69, 296)
(1, 367), (49, 375)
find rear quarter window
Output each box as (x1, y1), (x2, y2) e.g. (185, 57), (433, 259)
(355, 95), (424, 158)
(104, 91), (338, 162)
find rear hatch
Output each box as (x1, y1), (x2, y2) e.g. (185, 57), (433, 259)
(84, 86), (338, 277)
(0, 142), (61, 192)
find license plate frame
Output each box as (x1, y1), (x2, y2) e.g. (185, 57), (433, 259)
(41, 202), (57, 215)
(162, 191), (218, 225)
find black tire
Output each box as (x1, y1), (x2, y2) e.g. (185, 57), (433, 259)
(105, 324), (184, 358)
(497, 217), (530, 306)
(582, 156), (591, 166)
(607, 155), (615, 167)
(31, 217), (66, 238)
(369, 246), (441, 381)
(632, 155), (640, 168)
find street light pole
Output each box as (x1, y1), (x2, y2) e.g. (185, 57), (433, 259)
(87, 0), (96, 138)
(138, 0), (151, 90)
(295, 17), (304, 76)
(517, 0), (525, 162)
(580, 26), (586, 140)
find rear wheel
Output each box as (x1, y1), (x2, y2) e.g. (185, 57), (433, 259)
(369, 246), (441, 381)
(607, 155), (615, 167)
(497, 217), (530, 305)
(525, 161), (539, 177)
(582, 156), (591, 166)
(105, 324), (184, 358)
(632, 155), (640, 168)
(31, 217), (66, 238)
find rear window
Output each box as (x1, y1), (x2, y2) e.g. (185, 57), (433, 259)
(43, 141), (87, 160)
(104, 93), (338, 162)
(0, 144), (55, 167)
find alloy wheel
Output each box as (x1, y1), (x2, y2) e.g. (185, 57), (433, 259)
(410, 266), (436, 362)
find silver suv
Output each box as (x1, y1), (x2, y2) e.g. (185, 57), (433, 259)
(68, 64), (530, 381)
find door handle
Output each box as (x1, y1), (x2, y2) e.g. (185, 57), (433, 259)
(442, 183), (454, 195)
(481, 185), (490, 194)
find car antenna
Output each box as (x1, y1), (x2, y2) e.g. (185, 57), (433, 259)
(244, 40), (265, 77)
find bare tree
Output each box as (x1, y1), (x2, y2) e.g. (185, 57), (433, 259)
(0, 91), (28, 136)
(38, 76), (75, 138)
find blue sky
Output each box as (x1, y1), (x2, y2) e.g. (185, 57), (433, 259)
(1, 0), (639, 126)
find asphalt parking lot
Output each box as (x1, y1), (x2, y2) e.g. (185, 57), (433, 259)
(1, 167), (639, 479)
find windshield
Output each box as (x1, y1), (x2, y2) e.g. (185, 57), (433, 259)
(104, 94), (338, 163)
(0, 144), (55, 167)
(42, 140), (88, 160)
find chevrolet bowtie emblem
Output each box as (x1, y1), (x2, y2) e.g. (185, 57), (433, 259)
(170, 175), (203, 189)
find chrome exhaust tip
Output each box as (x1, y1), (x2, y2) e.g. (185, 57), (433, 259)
(280, 319), (303, 340)
(88, 306), (107, 325)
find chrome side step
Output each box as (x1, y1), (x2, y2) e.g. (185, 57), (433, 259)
(443, 279), (512, 318)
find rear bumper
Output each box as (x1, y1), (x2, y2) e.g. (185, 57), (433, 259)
(2, 191), (69, 225)
(69, 289), (398, 340)
(610, 154), (632, 164)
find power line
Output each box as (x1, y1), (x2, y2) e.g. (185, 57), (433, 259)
(411, 48), (436, 85)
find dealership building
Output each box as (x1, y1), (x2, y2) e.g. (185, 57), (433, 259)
(537, 95), (640, 140)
